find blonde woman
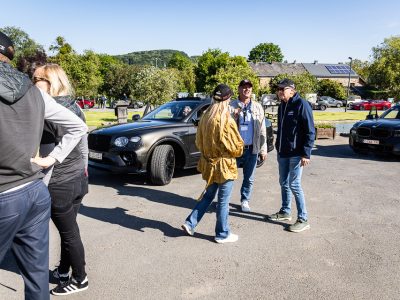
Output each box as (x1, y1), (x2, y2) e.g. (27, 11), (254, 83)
(182, 84), (244, 243)
(33, 64), (89, 295)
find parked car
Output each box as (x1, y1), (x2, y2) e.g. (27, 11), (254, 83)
(349, 104), (400, 155)
(352, 99), (392, 111)
(129, 99), (144, 109)
(88, 97), (274, 185)
(110, 99), (144, 109)
(76, 98), (95, 109)
(317, 96), (343, 110)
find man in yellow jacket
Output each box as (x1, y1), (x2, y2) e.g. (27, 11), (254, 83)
(182, 84), (244, 243)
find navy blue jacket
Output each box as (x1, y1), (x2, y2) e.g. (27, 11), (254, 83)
(275, 93), (315, 158)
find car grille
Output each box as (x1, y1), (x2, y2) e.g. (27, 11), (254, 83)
(88, 134), (111, 152)
(372, 128), (391, 138)
(356, 127), (371, 137)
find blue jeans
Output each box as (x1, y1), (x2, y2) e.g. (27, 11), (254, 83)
(277, 155), (308, 221)
(0, 180), (51, 300)
(237, 148), (258, 202)
(185, 180), (234, 239)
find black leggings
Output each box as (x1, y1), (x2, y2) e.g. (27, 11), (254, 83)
(49, 174), (88, 282)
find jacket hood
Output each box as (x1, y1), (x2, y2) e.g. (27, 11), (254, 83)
(0, 61), (32, 104)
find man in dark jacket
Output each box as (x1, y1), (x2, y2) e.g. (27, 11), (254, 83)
(267, 79), (315, 232)
(0, 31), (87, 300)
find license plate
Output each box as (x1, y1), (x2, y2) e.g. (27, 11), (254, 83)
(360, 139), (379, 145)
(89, 151), (102, 160)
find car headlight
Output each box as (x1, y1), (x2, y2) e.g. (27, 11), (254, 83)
(129, 136), (141, 143)
(114, 137), (129, 147)
(350, 128), (357, 134)
(394, 130), (400, 137)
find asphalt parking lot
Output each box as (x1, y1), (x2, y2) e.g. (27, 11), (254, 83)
(1, 136), (399, 299)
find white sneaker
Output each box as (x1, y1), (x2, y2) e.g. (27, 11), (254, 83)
(215, 233), (239, 244)
(181, 223), (194, 236)
(241, 200), (251, 212)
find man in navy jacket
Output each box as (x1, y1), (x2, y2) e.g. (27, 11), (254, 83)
(267, 79), (315, 232)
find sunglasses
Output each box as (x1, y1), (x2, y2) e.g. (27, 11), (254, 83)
(32, 76), (50, 84)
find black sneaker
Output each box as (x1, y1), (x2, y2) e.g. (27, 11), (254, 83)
(51, 276), (88, 296)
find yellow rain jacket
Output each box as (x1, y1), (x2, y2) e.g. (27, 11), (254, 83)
(196, 109), (244, 188)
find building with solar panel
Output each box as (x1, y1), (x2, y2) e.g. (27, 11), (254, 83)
(249, 61), (365, 93)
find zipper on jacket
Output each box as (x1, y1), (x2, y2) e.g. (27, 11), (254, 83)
(279, 102), (288, 153)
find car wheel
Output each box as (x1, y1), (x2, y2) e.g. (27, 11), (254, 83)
(84, 104), (89, 109)
(359, 106), (365, 111)
(150, 145), (175, 185)
(336, 103), (342, 108)
(320, 105), (327, 111)
(383, 106), (389, 110)
(256, 154), (265, 168)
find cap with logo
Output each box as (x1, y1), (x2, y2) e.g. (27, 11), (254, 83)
(0, 31), (15, 60)
(238, 79), (253, 87)
(277, 78), (295, 89)
(212, 84), (233, 101)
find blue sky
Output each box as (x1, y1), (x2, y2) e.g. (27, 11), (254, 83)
(2, 0), (400, 63)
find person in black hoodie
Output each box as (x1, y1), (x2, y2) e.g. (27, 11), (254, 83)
(33, 63), (89, 296)
(0, 32), (87, 300)
(267, 79), (315, 233)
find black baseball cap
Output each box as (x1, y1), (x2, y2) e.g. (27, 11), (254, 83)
(212, 84), (233, 101)
(277, 78), (295, 89)
(0, 31), (15, 60)
(239, 79), (253, 87)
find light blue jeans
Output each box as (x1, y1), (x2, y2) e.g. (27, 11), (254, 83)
(277, 155), (308, 221)
(237, 147), (258, 202)
(185, 180), (234, 239)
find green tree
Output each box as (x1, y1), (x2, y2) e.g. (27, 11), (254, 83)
(131, 66), (179, 106)
(0, 26), (44, 67)
(212, 62), (259, 99)
(248, 43), (284, 63)
(195, 49), (250, 94)
(195, 49), (230, 93)
(49, 36), (73, 55)
(51, 50), (103, 97)
(168, 53), (196, 94)
(351, 59), (370, 82)
(269, 73), (318, 97)
(317, 79), (346, 99)
(368, 36), (400, 99)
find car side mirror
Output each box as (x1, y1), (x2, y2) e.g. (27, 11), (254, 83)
(192, 118), (200, 126)
(367, 106), (379, 120)
(132, 114), (141, 121)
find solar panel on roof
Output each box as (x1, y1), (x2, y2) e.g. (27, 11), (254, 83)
(326, 65), (355, 75)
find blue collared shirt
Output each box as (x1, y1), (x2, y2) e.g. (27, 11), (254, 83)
(239, 102), (254, 146)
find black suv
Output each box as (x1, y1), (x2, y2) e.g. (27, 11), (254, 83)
(88, 97), (274, 185)
(349, 104), (400, 155)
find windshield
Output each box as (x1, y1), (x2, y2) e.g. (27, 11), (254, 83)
(142, 101), (199, 121)
(380, 106), (400, 119)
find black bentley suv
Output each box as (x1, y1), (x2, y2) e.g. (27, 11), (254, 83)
(349, 104), (400, 155)
(88, 97), (274, 185)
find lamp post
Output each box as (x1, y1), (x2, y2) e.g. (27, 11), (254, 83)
(345, 56), (353, 112)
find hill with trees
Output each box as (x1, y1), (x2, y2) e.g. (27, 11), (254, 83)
(114, 50), (193, 67)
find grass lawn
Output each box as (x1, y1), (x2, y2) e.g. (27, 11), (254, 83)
(313, 111), (369, 122)
(84, 109), (370, 128)
(84, 110), (143, 127)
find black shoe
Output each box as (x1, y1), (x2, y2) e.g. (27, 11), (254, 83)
(51, 276), (88, 296)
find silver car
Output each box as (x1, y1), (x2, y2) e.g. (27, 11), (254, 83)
(318, 96), (344, 110)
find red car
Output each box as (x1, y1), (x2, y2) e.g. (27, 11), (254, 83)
(76, 98), (95, 109)
(352, 100), (392, 111)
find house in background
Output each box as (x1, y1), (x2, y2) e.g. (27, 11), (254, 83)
(249, 61), (365, 91)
